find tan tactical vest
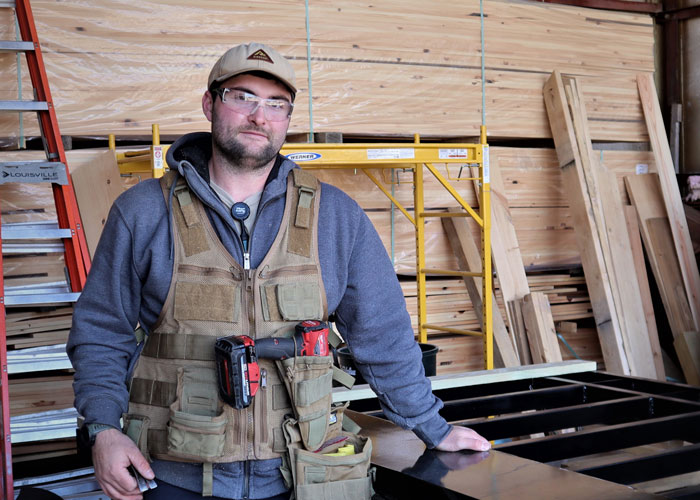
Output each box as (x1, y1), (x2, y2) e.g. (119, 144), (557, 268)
(126, 168), (327, 463)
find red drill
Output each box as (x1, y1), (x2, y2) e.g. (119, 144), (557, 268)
(215, 320), (330, 409)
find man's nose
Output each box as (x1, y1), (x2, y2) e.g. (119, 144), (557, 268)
(248, 103), (267, 124)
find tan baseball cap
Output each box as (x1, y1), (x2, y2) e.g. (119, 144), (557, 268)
(207, 42), (297, 96)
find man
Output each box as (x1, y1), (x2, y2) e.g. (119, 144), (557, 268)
(67, 42), (490, 500)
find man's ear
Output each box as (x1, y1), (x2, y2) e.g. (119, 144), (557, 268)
(202, 90), (214, 122)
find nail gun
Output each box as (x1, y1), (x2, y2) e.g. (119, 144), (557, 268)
(214, 320), (330, 409)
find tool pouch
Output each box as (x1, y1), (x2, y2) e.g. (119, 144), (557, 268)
(122, 414), (152, 462)
(166, 366), (228, 461)
(276, 355), (334, 451)
(280, 416), (374, 500)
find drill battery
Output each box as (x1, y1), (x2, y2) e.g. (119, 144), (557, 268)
(214, 334), (260, 409)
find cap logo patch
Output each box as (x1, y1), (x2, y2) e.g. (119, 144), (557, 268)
(248, 49), (274, 64)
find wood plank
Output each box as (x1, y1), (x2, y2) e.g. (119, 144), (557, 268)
(674, 331), (700, 386)
(563, 75), (655, 378)
(543, 70), (629, 375)
(522, 292), (563, 364)
(0, 1), (653, 141)
(70, 150), (124, 258)
(637, 73), (700, 329)
(625, 174), (696, 337)
(624, 205), (665, 379)
(441, 214), (520, 367)
(474, 156), (532, 363)
(684, 204), (700, 255)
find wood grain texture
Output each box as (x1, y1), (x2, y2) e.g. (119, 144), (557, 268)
(522, 292), (563, 364)
(625, 174), (696, 337)
(624, 205), (665, 379)
(544, 70), (629, 375)
(441, 213), (520, 367)
(0, 1), (653, 142)
(637, 73), (700, 329)
(70, 150), (124, 257)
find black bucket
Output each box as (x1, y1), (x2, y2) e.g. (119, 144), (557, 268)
(336, 343), (439, 385)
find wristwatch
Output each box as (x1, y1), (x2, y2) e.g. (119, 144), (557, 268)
(81, 423), (115, 447)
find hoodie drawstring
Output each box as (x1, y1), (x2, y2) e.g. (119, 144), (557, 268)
(167, 170), (179, 261)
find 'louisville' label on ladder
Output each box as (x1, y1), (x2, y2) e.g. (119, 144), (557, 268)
(0, 161), (68, 185)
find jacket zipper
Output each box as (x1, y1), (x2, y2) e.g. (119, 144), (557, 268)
(258, 264), (318, 279)
(243, 459), (250, 499)
(177, 264), (239, 280)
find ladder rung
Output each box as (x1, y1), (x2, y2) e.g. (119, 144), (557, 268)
(2, 242), (66, 254)
(0, 161), (68, 185)
(3, 292), (80, 306)
(0, 1), (16, 8)
(0, 100), (49, 111)
(0, 41), (34, 52)
(2, 226), (72, 240)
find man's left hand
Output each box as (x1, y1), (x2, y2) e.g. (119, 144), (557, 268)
(434, 426), (491, 452)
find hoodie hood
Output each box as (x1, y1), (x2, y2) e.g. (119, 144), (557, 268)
(165, 131), (295, 212)
(163, 131), (298, 262)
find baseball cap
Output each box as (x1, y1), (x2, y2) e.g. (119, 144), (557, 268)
(207, 42), (297, 97)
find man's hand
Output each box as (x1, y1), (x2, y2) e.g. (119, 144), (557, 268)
(434, 425), (491, 452)
(92, 428), (155, 500)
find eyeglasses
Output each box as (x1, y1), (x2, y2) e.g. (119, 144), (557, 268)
(213, 88), (293, 122)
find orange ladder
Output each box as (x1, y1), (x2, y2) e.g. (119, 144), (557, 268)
(0, 0), (90, 497)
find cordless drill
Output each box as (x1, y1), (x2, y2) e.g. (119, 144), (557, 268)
(215, 320), (330, 409)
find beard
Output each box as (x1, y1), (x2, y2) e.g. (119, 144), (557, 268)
(211, 109), (281, 172)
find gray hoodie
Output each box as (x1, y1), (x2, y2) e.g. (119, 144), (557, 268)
(67, 132), (450, 498)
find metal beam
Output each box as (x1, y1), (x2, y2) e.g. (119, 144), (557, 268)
(464, 396), (699, 440)
(349, 411), (660, 499)
(661, 5), (700, 21)
(578, 442), (700, 484)
(439, 384), (631, 422)
(538, 0), (661, 13)
(496, 411), (700, 463)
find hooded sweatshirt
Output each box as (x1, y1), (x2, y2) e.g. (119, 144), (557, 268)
(67, 132), (450, 498)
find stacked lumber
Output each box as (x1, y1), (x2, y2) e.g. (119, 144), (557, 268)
(0, 1), (653, 143)
(312, 147), (656, 275)
(400, 270), (595, 373)
(5, 309), (73, 349)
(543, 71), (659, 379)
(8, 376), (74, 417)
(0, 150), (125, 458)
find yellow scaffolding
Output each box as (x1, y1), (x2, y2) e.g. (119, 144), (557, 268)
(109, 124), (166, 178)
(112, 127), (493, 369)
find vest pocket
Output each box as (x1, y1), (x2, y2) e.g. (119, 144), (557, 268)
(287, 431), (375, 500)
(123, 414), (151, 461)
(276, 355), (333, 451)
(261, 282), (322, 321)
(166, 366), (227, 461)
(174, 281), (239, 323)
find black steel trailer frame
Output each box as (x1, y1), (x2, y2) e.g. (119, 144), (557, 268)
(347, 369), (700, 499)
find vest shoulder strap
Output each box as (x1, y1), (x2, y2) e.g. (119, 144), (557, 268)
(288, 169), (320, 257)
(160, 171), (210, 256)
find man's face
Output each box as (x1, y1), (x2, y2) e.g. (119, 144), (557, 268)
(203, 73), (292, 172)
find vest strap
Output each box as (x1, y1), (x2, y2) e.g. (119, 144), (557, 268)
(141, 331), (216, 361)
(202, 462), (213, 497)
(288, 169), (319, 258)
(295, 186), (315, 229)
(130, 377), (177, 407)
(174, 184), (199, 228)
(332, 365), (355, 389)
(160, 172), (209, 256)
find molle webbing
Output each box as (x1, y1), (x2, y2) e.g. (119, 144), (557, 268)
(288, 169), (318, 257)
(161, 172), (210, 256)
(141, 332), (216, 361)
(130, 377), (177, 407)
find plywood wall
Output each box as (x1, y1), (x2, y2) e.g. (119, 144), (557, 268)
(0, 0), (654, 144)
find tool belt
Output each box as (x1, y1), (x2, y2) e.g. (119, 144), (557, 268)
(123, 350), (373, 498)
(276, 355), (375, 500)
